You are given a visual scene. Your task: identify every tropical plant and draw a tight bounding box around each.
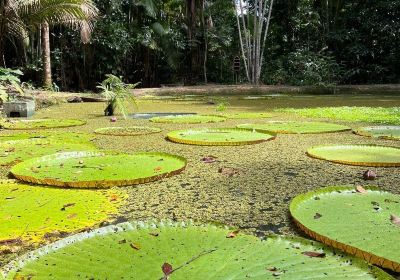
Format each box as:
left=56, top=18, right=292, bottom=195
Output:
left=0, top=67, right=24, bottom=102
left=97, top=74, right=138, bottom=118
left=0, top=0, right=98, bottom=88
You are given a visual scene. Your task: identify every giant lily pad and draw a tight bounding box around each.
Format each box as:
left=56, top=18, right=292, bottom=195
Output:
left=0, top=138, right=96, bottom=166
left=237, top=121, right=351, bottom=134
left=0, top=180, right=125, bottom=244
left=11, top=151, right=187, bottom=188
left=290, top=186, right=400, bottom=272
left=94, top=126, right=161, bottom=136
left=150, top=115, right=226, bottom=124
left=306, top=145, right=400, bottom=167
left=167, top=128, right=275, bottom=146
left=214, top=112, right=272, bottom=119
left=0, top=132, right=95, bottom=143
left=354, top=126, right=400, bottom=140
left=0, top=119, right=86, bottom=130
left=0, top=221, right=392, bottom=279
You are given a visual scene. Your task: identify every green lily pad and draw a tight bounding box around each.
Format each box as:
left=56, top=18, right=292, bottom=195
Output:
left=277, top=107, right=400, bottom=125
left=0, top=138, right=96, bottom=166
left=0, top=180, right=125, bottom=244
left=214, top=112, right=272, bottom=119
left=290, top=186, right=400, bottom=272
left=0, top=119, right=86, bottom=130
left=306, top=145, right=400, bottom=167
left=354, top=126, right=400, bottom=140
left=11, top=151, right=187, bottom=188
left=167, top=128, right=276, bottom=146
left=237, top=121, right=351, bottom=134
left=150, top=115, right=226, bottom=124
left=94, top=126, right=161, bottom=136
left=1, top=221, right=392, bottom=279
left=0, top=132, right=95, bottom=143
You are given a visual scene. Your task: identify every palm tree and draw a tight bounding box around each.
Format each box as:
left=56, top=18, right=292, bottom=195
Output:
left=0, top=0, right=98, bottom=88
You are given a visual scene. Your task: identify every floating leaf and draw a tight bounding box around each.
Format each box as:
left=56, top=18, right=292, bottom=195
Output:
left=226, top=230, right=239, bottom=238
left=307, top=145, right=400, bottom=167
left=0, top=119, right=86, bottom=130
left=1, top=221, right=392, bottom=279
left=291, top=186, right=400, bottom=272
left=354, top=126, right=400, bottom=140
left=11, top=151, right=187, bottom=188
left=390, top=215, right=400, bottom=226
left=238, top=121, right=350, bottom=134
left=356, top=186, right=368, bottom=194
left=302, top=251, right=326, bottom=258
left=130, top=243, right=141, bottom=250
left=167, top=128, right=275, bottom=146
left=150, top=115, right=226, bottom=124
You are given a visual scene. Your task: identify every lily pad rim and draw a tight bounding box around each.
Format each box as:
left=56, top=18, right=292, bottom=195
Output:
left=10, top=151, right=187, bottom=189
left=290, top=185, right=400, bottom=272
left=306, top=144, right=400, bottom=167
left=0, top=219, right=392, bottom=280
left=353, top=126, right=400, bottom=140
left=166, top=127, right=277, bottom=146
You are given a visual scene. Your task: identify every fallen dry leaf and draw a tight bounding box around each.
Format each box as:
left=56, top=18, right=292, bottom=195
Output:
left=226, top=230, right=240, bottom=238
left=202, top=156, right=217, bottom=163
left=314, top=213, right=322, bottom=219
left=154, top=166, right=162, bottom=172
left=302, top=251, right=326, bottom=258
left=61, top=203, right=76, bottom=211
left=162, top=262, right=173, bottom=277
left=218, top=167, right=242, bottom=177
left=130, top=242, right=141, bottom=250
left=267, top=267, right=278, bottom=272
left=390, top=214, right=400, bottom=226
left=355, top=186, right=368, bottom=194
left=149, top=232, right=159, bottom=237
left=118, top=239, right=127, bottom=244
left=109, top=194, right=119, bottom=202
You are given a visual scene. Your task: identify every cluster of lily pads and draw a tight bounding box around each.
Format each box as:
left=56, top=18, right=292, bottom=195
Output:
left=1, top=110, right=400, bottom=279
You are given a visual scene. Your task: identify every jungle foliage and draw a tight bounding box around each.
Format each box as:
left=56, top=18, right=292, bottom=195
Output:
left=1, top=0, right=399, bottom=90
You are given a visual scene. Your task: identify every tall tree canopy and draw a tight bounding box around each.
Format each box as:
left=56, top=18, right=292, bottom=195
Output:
left=1, top=0, right=399, bottom=90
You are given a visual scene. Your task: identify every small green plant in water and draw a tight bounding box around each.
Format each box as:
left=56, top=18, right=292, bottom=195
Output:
left=97, top=74, right=139, bottom=118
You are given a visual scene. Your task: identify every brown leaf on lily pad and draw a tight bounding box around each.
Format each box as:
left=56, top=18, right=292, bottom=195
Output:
left=314, top=213, right=322, bottom=219
left=390, top=214, right=400, bottom=226
left=226, top=230, right=240, bottom=238
left=130, top=242, right=141, bottom=250
left=355, top=186, right=368, bottom=194
left=302, top=251, right=326, bottom=258
left=267, top=267, right=278, bottom=272
left=162, top=262, right=173, bottom=277
left=61, top=203, right=76, bottom=211
left=109, top=194, right=119, bottom=202
left=202, top=156, right=217, bottom=163
left=67, top=213, right=77, bottom=219
left=149, top=232, right=159, bottom=237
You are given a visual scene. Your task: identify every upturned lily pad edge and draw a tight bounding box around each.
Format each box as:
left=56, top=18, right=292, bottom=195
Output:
left=166, top=128, right=277, bottom=146
left=10, top=151, right=187, bottom=189
left=353, top=127, right=400, bottom=141
left=306, top=144, right=400, bottom=167
left=290, top=186, right=400, bottom=272
left=0, top=219, right=393, bottom=280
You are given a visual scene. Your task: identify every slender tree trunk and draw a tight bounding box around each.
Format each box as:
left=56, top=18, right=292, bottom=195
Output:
left=0, top=0, right=7, bottom=67
left=41, top=22, right=52, bottom=88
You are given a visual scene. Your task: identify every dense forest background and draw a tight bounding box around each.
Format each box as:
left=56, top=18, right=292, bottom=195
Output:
left=2, top=0, right=400, bottom=90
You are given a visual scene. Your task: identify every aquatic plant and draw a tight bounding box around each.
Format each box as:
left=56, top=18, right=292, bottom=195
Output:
left=0, top=180, right=125, bottom=244
left=11, top=151, right=187, bottom=188
left=306, top=145, right=400, bottom=167
left=1, top=221, right=392, bottom=279
left=0, top=119, right=86, bottom=130
left=238, top=121, right=350, bottom=134
left=290, top=186, right=400, bottom=272
left=278, top=107, right=400, bottom=125
left=167, top=128, right=276, bottom=146
left=150, top=115, right=226, bottom=124
left=354, top=126, right=400, bottom=140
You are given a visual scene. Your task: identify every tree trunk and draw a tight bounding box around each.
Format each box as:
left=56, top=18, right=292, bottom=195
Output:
left=41, top=22, right=52, bottom=89
left=0, top=0, right=7, bottom=67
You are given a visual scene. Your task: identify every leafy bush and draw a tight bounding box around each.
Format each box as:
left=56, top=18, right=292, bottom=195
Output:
left=97, top=74, right=138, bottom=118
left=0, top=68, right=24, bottom=102
left=264, top=51, right=343, bottom=86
